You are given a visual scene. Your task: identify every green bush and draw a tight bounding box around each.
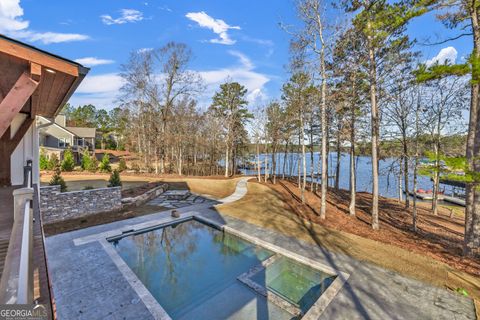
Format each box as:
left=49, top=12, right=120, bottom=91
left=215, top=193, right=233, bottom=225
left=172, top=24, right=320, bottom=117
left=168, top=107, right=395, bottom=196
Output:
left=81, top=150, right=97, bottom=172
left=39, top=150, right=49, bottom=170
left=61, top=148, right=75, bottom=171
left=131, top=162, right=140, bottom=173
left=118, top=158, right=127, bottom=172
left=47, top=153, right=59, bottom=171
left=108, top=169, right=122, bottom=187
left=90, top=156, right=98, bottom=172
left=49, top=166, right=67, bottom=192
left=99, top=153, right=111, bottom=172
left=80, top=150, right=91, bottom=170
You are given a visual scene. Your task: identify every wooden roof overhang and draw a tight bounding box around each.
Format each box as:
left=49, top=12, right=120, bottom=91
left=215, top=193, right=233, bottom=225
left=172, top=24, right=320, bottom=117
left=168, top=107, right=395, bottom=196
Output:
left=0, top=35, right=89, bottom=185
left=0, top=34, right=89, bottom=139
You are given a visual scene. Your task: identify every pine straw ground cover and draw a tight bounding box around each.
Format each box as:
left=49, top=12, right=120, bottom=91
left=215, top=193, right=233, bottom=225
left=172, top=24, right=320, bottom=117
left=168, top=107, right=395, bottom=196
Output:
left=216, top=179, right=480, bottom=302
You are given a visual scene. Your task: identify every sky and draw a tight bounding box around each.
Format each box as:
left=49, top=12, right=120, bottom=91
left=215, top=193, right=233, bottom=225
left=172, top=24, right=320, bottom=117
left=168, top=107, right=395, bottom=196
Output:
left=0, top=0, right=473, bottom=112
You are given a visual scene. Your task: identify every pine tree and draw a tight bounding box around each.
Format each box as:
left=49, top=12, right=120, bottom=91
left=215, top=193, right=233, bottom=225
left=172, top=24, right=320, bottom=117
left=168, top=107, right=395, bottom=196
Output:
left=210, top=82, right=252, bottom=177
left=61, top=148, right=75, bottom=172
left=108, top=169, right=122, bottom=187
left=48, top=153, right=59, bottom=171
left=118, top=158, right=127, bottom=172
left=415, top=0, right=480, bottom=257
left=81, top=150, right=97, bottom=172
left=341, top=0, right=425, bottom=229
left=39, top=149, right=49, bottom=170
left=49, top=166, right=67, bottom=192
left=99, top=153, right=112, bottom=172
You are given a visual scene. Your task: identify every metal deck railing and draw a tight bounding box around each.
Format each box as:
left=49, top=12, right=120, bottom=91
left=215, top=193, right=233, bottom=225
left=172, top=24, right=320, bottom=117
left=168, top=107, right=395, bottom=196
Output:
left=0, top=161, right=34, bottom=303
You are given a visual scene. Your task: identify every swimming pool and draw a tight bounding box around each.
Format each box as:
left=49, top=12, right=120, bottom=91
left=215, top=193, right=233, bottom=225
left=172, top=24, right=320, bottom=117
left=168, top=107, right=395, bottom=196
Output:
left=110, top=218, right=338, bottom=319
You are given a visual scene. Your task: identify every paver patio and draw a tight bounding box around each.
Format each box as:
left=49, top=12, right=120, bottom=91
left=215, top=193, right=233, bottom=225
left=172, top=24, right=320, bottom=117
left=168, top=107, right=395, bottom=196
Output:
left=44, top=178, right=476, bottom=319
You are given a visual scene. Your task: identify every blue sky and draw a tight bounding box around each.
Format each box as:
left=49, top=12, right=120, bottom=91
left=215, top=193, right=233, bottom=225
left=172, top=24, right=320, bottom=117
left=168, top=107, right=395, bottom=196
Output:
left=0, top=0, right=472, bottom=111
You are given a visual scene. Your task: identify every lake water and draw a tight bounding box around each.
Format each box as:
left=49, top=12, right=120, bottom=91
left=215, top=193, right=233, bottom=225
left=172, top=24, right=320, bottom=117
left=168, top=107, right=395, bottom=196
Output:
left=240, top=152, right=453, bottom=200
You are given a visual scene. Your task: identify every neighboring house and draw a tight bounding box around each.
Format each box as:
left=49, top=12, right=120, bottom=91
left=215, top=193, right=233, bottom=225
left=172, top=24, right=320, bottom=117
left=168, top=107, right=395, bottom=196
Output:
left=38, top=114, right=96, bottom=162
left=0, top=34, right=88, bottom=309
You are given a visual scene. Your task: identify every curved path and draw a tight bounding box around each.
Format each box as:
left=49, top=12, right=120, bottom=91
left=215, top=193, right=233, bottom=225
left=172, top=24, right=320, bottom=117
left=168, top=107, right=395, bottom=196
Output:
left=218, top=177, right=252, bottom=204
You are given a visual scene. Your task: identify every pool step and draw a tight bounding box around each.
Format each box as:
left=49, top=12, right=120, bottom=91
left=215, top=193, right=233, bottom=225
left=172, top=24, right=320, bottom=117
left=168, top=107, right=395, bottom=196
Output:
left=237, top=254, right=303, bottom=317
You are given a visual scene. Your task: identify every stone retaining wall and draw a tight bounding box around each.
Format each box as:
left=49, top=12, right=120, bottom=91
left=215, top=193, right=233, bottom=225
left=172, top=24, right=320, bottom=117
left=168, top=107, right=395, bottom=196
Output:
left=121, top=184, right=168, bottom=208
left=40, top=185, right=122, bottom=224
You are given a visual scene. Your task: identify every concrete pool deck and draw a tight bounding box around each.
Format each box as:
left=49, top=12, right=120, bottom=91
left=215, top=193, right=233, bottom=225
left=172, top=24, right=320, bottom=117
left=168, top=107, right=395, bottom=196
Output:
left=44, top=178, right=476, bottom=319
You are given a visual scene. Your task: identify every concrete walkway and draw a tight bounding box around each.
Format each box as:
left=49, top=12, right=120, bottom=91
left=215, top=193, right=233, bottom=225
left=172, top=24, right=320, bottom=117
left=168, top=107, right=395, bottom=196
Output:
left=218, top=177, right=251, bottom=204
left=44, top=178, right=476, bottom=320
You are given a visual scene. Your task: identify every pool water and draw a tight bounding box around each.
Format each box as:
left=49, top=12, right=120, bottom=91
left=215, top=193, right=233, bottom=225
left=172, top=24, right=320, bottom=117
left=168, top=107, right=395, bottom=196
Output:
left=251, top=257, right=336, bottom=313
left=111, top=219, right=333, bottom=319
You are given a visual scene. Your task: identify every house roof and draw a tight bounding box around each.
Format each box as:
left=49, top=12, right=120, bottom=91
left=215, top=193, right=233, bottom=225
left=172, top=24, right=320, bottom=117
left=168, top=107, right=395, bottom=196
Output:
left=38, top=116, right=95, bottom=138
left=0, top=34, right=89, bottom=118
left=66, top=127, right=96, bottom=138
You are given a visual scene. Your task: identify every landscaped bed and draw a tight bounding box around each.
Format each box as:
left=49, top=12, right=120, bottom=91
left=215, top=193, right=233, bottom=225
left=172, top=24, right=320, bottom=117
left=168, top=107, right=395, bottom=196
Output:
left=39, top=172, right=240, bottom=198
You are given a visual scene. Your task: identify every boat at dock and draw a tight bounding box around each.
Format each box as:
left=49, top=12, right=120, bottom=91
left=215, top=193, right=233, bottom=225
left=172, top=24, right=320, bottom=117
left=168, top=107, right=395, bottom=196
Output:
left=442, top=195, right=466, bottom=206
left=404, top=189, right=445, bottom=200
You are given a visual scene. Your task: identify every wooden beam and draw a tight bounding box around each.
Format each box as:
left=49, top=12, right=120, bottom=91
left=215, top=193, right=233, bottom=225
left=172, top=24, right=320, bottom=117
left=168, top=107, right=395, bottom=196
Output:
left=0, top=127, right=11, bottom=186
left=30, top=62, right=41, bottom=81
left=0, top=38, right=78, bottom=77
left=8, top=117, right=34, bottom=154
left=29, top=63, right=41, bottom=118
left=0, top=73, right=38, bottom=139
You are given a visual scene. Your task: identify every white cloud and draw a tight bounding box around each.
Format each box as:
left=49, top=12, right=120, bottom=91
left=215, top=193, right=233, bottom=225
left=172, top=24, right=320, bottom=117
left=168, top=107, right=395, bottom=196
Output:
left=70, top=52, right=270, bottom=109
left=185, top=11, right=240, bottom=45
left=76, top=73, right=124, bottom=94
left=159, top=5, right=172, bottom=12
left=70, top=73, right=124, bottom=108
left=241, top=35, right=274, bottom=47
left=137, top=47, right=153, bottom=53
left=74, top=57, right=115, bottom=67
left=426, top=46, right=458, bottom=66
left=199, top=51, right=270, bottom=104
left=0, top=0, right=28, bottom=32
left=101, top=9, right=143, bottom=25
left=0, top=0, right=89, bottom=44
left=19, top=31, right=88, bottom=44
left=228, top=50, right=253, bottom=69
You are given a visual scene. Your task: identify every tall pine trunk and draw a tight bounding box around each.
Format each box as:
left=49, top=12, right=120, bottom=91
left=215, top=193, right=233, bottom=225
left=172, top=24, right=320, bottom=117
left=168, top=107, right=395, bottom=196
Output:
left=413, top=86, right=420, bottom=232
left=282, top=141, right=288, bottom=179
left=465, top=3, right=480, bottom=257
left=349, top=78, right=356, bottom=216
left=272, top=146, right=277, bottom=184
left=319, top=42, right=328, bottom=219
left=335, top=126, right=341, bottom=190
left=403, top=137, right=410, bottom=208
left=256, top=142, right=261, bottom=182
left=224, top=145, right=229, bottom=178
left=368, top=35, right=380, bottom=230
left=301, top=111, right=307, bottom=203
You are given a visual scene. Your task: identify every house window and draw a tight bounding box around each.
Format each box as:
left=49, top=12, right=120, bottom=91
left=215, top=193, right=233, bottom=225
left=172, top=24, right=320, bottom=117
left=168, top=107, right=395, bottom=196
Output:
left=58, top=138, right=67, bottom=148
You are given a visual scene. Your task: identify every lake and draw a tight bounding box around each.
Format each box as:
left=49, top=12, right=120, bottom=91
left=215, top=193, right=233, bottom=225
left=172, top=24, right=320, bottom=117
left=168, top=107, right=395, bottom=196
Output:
left=240, top=152, right=454, bottom=200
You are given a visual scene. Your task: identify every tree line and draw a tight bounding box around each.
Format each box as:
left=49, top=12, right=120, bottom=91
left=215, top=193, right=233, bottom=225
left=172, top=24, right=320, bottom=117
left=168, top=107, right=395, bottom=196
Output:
left=62, top=0, right=479, bottom=257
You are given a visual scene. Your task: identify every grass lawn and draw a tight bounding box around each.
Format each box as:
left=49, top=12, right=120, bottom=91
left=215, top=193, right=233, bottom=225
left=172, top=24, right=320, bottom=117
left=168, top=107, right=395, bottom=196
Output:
left=40, top=172, right=239, bottom=199
left=40, top=172, right=479, bottom=303
left=216, top=181, right=480, bottom=301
